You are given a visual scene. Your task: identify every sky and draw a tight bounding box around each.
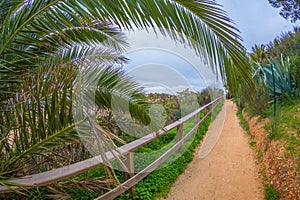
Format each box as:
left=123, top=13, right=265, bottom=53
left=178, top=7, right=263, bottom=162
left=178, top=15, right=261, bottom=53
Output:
left=124, top=48, right=209, bottom=93
left=217, top=0, right=300, bottom=51
left=123, top=0, right=300, bottom=94
left=125, top=30, right=223, bottom=94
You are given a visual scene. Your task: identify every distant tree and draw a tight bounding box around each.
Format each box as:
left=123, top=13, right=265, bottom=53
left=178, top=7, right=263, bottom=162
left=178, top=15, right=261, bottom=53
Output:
left=266, top=29, right=298, bottom=59
left=250, top=44, right=268, bottom=65
left=265, top=28, right=300, bottom=88
left=268, top=0, right=300, bottom=22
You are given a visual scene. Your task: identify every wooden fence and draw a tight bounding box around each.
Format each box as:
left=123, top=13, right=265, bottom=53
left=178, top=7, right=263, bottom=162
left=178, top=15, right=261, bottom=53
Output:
left=0, top=97, right=223, bottom=199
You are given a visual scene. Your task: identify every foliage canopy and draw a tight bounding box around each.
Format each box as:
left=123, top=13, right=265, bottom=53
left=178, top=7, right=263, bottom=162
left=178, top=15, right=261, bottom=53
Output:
left=268, top=0, right=300, bottom=22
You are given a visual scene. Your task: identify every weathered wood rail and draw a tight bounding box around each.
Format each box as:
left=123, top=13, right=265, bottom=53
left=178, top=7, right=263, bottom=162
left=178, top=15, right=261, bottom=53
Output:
left=0, top=97, right=223, bottom=199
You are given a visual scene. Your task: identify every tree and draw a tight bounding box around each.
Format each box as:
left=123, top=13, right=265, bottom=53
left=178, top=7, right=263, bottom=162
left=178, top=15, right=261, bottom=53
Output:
left=266, top=27, right=300, bottom=88
left=268, top=0, right=300, bottom=22
left=0, top=0, right=253, bottom=95
left=0, top=0, right=253, bottom=186
left=250, top=44, right=268, bottom=65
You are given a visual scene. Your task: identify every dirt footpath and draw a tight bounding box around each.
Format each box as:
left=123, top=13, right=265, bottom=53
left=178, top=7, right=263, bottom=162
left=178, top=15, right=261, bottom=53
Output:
left=164, top=100, right=264, bottom=200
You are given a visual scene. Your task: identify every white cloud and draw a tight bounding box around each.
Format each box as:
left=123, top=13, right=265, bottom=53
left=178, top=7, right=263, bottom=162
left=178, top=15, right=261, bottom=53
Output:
left=123, top=30, right=223, bottom=94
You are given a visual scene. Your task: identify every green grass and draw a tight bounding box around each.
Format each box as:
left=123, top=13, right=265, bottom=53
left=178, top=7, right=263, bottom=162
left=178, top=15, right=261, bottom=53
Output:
left=236, top=109, right=249, bottom=132
left=264, top=100, right=300, bottom=169
left=264, top=185, right=280, bottom=200
left=236, top=109, right=256, bottom=148
left=211, top=100, right=224, bottom=121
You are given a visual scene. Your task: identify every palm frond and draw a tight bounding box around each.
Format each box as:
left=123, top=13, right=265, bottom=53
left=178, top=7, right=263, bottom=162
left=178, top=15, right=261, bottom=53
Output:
left=80, top=0, right=253, bottom=91
left=0, top=0, right=128, bottom=102
left=1, top=119, right=86, bottom=177
left=74, top=62, right=151, bottom=126
left=1, top=0, right=253, bottom=98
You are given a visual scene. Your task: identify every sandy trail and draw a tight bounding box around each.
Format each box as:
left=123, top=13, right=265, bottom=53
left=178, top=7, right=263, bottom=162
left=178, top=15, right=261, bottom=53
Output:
left=163, top=100, right=264, bottom=200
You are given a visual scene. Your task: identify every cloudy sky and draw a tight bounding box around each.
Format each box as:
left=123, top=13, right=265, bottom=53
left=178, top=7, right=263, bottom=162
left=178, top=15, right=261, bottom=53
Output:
left=125, top=30, right=224, bottom=94
left=123, top=0, right=299, bottom=94
left=217, top=0, right=300, bottom=51
left=124, top=48, right=209, bottom=93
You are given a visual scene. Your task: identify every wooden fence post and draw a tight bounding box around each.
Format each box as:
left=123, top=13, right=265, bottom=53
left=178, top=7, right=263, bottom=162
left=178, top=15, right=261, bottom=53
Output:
left=176, top=123, right=184, bottom=150
left=123, top=152, right=135, bottom=199
left=195, top=112, right=200, bottom=131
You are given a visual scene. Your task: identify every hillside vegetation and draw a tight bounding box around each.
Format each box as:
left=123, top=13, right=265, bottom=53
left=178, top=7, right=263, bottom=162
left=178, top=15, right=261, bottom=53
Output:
left=238, top=27, right=300, bottom=200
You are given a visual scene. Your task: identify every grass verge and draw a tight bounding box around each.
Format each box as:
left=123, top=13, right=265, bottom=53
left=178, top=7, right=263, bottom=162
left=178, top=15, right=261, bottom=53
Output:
left=263, top=100, right=300, bottom=172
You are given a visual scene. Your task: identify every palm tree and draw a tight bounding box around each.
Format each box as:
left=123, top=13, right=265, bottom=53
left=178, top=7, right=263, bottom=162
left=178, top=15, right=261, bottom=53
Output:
left=1, top=0, right=253, bottom=94
left=0, top=0, right=253, bottom=187
left=250, top=44, right=268, bottom=65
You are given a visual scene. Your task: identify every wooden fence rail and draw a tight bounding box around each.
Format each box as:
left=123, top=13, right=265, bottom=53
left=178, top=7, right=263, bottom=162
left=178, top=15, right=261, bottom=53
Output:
left=0, top=97, right=223, bottom=196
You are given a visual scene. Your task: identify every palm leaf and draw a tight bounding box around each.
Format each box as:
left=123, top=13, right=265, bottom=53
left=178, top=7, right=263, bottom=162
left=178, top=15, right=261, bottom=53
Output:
left=0, top=0, right=128, bottom=102
left=1, top=0, right=253, bottom=95
left=80, top=0, right=253, bottom=91
left=74, top=62, right=151, bottom=126
left=1, top=119, right=86, bottom=177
